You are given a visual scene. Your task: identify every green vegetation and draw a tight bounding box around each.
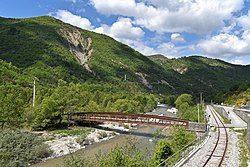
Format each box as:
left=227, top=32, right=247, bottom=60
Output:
left=168, top=126, right=197, bottom=152
left=175, top=94, right=205, bottom=122
left=1, top=16, right=250, bottom=95
left=0, top=82, right=157, bottom=130
left=0, top=128, right=51, bottom=167
left=149, top=55, right=250, bottom=98
left=175, top=94, right=193, bottom=110
left=51, top=127, right=91, bottom=136
left=149, top=139, right=173, bottom=166
left=150, top=126, right=196, bottom=166
left=64, top=126, right=196, bottom=167
left=1, top=16, right=250, bottom=129
left=64, top=138, right=148, bottom=167
left=217, top=82, right=250, bottom=107
left=233, top=129, right=250, bottom=167
left=216, top=112, right=231, bottom=124
left=2, top=15, right=250, bottom=167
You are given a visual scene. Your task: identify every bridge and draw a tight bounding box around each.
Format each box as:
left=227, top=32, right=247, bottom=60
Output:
left=67, top=112, right=190, bottom=128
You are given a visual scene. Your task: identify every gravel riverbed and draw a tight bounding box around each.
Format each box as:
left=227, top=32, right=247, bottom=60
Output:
left=40, top=123, right=129, bottom=160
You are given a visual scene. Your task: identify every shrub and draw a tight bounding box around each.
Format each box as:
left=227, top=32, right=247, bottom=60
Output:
left=0, top=128, right=51, bottom=167
left=64, top=138, right=148, bottom=167
left=150, top=139, right=173, bottom=166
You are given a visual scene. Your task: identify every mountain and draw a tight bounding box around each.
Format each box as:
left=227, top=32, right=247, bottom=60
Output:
left=149, top=55, right=250, bottom=97
left=1, top=16, right=250, bottom=98
left=214, top=82, right=250, bottom=107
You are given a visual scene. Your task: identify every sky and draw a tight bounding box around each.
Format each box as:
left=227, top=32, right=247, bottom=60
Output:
left=1, top=0, right=250, bottom=65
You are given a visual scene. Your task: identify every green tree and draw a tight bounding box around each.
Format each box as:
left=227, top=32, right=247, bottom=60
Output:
left=175, top=94, right=193, bottom=109
left=113, top=99, right=140, bottom=113
left=168, top=126, right=196, bottom=151
left=84, top=101, right=100, bottom=112
left=150, top=139, right=173, bottom=166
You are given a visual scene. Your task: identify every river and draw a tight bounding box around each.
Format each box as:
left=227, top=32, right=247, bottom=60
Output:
left=32, top=106, right=175, bottom=167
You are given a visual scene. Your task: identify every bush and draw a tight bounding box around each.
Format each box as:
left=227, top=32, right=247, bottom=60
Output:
left=175, top=94, right=193, bottom=110
left=64, top=138, right=148, bottom=167
left=168, top=126, right=196, bottom=151
left=150, top=139, right=173, bottom=166
left=0, top=128, right=51, bottom=167
left=64, top=155, right=92, bottom=167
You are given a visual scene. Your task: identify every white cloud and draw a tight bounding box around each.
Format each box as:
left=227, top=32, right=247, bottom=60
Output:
left=134, top=42, right=179, bottom=58
left=230, top=59, right=244, bottom=65
left=68, top=0, right=77, bottom=3
left=171, top=33, right=185, bottom=43
left=94, top=17, right=154, bottom=55
left=91, top=0, right=244, bottom=34
left=237, top=10, right=250, bottom=30
left=52, top=10, right=93, bottom=30
left=93, top=17, right=179, bottom=57
left=242, top=30, right=250, bottom=41
left=130, top=41, right=156, bottom=55
left=155, top=42, right=178, bottom=57
left=198, top=33, right=250, bottom=59
left=127, top=41, right=179, bottom=57
left=94, top=18, right=144, bottom=41
left=90, top=0, right=136, bottom=16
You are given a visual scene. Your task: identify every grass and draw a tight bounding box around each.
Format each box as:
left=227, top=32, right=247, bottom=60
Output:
left=215, top=110, right=231, bottom=124
left=221, top=116, right=231, bottom=124
left=233, top=129, right=250, bottom=167
left=51, top=127, right=92, bottom=136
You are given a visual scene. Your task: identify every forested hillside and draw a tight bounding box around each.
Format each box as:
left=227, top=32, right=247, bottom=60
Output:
left=215, top=82, right=250, bottom=107
left=149, top=55, right=250, bottom=97
left=1, top=16, right=250, bottom=129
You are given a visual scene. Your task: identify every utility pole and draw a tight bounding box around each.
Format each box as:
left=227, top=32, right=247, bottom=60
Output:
left=197, top=104, right=200, bottom=123
left=32, top=77, right=39, bottom=108
left=200, top=92, right=203, bottom=112
left=32, top=79, right=36, bottom=107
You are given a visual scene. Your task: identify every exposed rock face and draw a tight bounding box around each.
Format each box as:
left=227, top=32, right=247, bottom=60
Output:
left=136, top=72, right=152, bottom=89
left=173, top=67, right=188, bottom=74
left=160, top=80, right=175, bottom=90
left=59, top=28, right=94, bottom=74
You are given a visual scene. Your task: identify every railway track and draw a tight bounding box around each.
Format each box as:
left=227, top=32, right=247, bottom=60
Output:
left=202, top=105, right=228, bottom=167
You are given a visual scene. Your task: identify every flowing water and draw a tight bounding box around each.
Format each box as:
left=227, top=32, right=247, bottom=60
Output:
left=32, top=126, right=162, bottom=167
left=32, top=106, right=174, bottom=167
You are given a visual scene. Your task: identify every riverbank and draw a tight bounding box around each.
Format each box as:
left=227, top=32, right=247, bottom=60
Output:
left=32, top=125, right=161, bottom=167
left=37, top=123, right=130, bottom=162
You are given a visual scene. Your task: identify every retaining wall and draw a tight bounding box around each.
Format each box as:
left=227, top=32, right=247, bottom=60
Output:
left=213, top=106, right=230, bottom=120
left=233, top=109, right=250, bottom=147
left=188, top=122, right=207, bottom=132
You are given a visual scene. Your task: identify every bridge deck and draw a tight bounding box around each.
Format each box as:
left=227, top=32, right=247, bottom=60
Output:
left=68, top=112, right=189, bottom=128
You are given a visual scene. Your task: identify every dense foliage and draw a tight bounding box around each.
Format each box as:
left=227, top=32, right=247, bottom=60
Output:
left=149, top=55, right=250, bottom=99
left=0, top=69, right=158, bottom=130
left=214, top=82, right=250, bottom=107
left=1, top=16, right=250, bottom=97
left=175, top=94, right=193, bottom=109
left=175, top=94, right=205, bottom=122
left=150, top=139, right=173, bottom=166
left=167, top=126, right=197, bottom=151
left=0, top=128, right=51, bottom=167
left=31, top=82, right=158, bottom=130
left=0, top=15, right=249, bottom=129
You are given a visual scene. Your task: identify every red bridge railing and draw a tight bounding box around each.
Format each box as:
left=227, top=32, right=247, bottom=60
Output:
left=68, top=112, right=189, bottom=128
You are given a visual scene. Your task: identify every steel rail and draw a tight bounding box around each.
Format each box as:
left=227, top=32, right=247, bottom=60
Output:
left=202, top=105, right=228, bottom=167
